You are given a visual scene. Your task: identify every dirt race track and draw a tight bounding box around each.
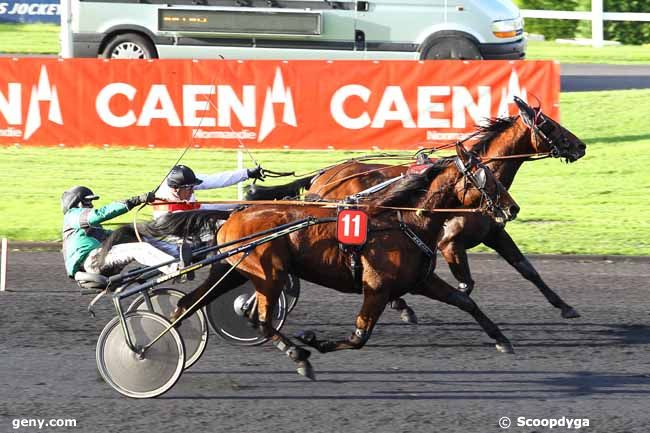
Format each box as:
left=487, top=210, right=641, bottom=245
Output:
left=1, top=251, right=649, bottom=433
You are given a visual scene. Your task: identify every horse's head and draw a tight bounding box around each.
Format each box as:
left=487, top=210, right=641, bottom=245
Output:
left=514, top=96, right=586, bottom=162
left=454, top=145, right=520, bottom=224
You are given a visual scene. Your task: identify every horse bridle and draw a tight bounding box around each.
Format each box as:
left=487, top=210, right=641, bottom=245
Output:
left=454, top=149, right=502, bottom=217
left=521, top=107, right=567, bottom=159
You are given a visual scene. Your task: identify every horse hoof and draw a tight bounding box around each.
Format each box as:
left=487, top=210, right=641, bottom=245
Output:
left=295, top=330, right=317, bottom=346
left=562, top=307, right=581, bottom=319
left=496, top=341, right=515, bottom=354
left=296, top=360, right=316, bottom=381
left=400, top=307, right=418, bottom=324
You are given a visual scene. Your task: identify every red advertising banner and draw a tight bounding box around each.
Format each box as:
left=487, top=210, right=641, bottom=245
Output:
left=0, top=58, right=559, bottom=150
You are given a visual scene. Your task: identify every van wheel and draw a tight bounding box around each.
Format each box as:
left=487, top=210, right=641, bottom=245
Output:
left=423, top=37, right=482, bottom=60
left=102, top=33, right=157, bottom=59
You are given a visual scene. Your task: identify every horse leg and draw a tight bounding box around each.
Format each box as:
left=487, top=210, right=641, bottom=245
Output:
left=297, top=286, right=389, bottom=354
left=171, top=262, right=248, bottom=321
left=248, top=277, right=316, bottom=380
left=389, top=298, right=418, bottom=324
left=438, top=233, right=476, bottom=295
left=483, top=229, right=580, bottom=319
left=412, top=273, right=514, bottom=353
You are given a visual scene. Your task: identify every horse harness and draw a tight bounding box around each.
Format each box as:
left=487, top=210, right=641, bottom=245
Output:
left=337, top=209, right=436, bottom=292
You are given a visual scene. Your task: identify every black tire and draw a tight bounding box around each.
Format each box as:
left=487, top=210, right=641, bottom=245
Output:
left=284, top=274, right=301, bottom=313
left=205, top=281, right=288, bottom=346
left=423, top=37, right=482, bottom=60
left=102, top=33, right=157, bottom=59
left=127, top=288, right=209, bottom=370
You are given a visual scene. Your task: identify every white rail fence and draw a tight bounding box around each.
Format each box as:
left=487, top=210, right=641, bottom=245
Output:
left=522, top=0, right=650, bottom=48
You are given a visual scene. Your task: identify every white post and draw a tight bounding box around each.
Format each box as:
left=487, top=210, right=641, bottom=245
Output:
left=592, top=0, right=604, bottom=48
left=237, top=150, right=244, bottom=200
left=59, top=0, right=73, bottom=58
left=1, top=238, right=7, bottom=292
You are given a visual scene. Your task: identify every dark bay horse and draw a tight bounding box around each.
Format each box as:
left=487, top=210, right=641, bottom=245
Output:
left=209, top=146, right=520, bottom=378
left=303, top=97, right=587, bottom=319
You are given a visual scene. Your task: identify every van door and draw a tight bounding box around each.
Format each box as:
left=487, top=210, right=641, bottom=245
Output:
left=355, top=0, right=446, bottom=59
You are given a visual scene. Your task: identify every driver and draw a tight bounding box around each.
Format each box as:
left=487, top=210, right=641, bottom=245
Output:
left=153, top=164, right=264, bottom=218
left=148, top=164, right=264, bottom=256
left=61, top=186, right=178, bottom=278
left=151, top=164, right=264, bottom=322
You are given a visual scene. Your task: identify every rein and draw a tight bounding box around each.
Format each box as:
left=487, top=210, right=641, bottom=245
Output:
left=480, top=152, right=552, bottom=163
left=313, top=133, right=486, bottom=195
left=148, top=199, right=483, bottom=215
left=313, top=162, right=415, bottom=195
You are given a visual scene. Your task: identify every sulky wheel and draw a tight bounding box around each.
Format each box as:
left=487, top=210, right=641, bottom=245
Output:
left=284, top=274, right=301, bottom=313
left=96, top=311, right=185, bottom=399
left=205, top=280, right=288, bottom=346
left=127, top=288, right=208, bottom=370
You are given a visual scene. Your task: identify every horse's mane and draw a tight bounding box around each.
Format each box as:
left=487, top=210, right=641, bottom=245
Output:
left=95, top=210, right=227, bottom=272
left=372, top=157, right=455, bottom=209
left=468, top=116, right=518, bottom=155
left=366, top=116, right=517, bottom=210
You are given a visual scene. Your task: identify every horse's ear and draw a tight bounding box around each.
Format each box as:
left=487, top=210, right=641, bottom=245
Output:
left=514, top=96, right=535, bottom=127
left=455, top=143, right=471, bottom=164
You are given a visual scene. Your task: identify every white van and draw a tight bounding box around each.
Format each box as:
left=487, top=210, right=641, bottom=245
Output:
left=71, top=0, right=525, bottom=60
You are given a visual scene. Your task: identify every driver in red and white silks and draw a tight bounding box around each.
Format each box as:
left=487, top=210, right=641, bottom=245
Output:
left=149, top=164, right=264, bottom=255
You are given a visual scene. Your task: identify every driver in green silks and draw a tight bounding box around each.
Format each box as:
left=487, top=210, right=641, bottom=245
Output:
left=61, top=185, right=178, bottom=278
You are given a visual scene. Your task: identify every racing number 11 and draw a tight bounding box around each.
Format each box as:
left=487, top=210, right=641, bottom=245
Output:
left=337, top=210, right=368, bottom=245
left=341, top=213, right=361, bottom=237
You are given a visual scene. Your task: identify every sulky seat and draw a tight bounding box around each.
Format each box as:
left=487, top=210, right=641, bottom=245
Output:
left=74, top=271, right=109, bottom=290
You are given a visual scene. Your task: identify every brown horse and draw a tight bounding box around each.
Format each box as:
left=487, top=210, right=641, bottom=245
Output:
left=305, top=97, right=587, bottom=320
left=211, top=145, right=519, bottom=378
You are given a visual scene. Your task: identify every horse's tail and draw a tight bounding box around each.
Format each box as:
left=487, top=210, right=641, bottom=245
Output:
left=144, top=210, right=223, bottom=239
left=96, top=223, right=141, bottom=272
left=245, top=175, right=314, bottom=201
left=95, top=210, right=223, bottom=273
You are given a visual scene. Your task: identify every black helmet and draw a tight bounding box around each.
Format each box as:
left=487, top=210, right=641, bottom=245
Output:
left=61, top=186, right=99, bottom=214
left=167, top=165, right=203, bottom=188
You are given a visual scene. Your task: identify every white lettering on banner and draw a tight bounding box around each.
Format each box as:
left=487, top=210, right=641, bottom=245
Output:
left=0, top=66, right=62, bottom=139
left=417, top=86, right=451, bottom=128
left=96, top=83, right=137, bottom=127
left=498, top=69, right=527, bottom=118
left=0, top=127, right=22, bottom=137
left=193, top=128, right=257, bottom=140
left=24, top=65, right=63, bottom=139
left=94, top=67, right=295, bottom=141
left=371, top=86, right=416, bottom=128
left=0, top=83, right=22, bottom=125
left=330, top=84, right=371, bottom=129
left=183, top=85, right=216, bottom=127
left=0, top=2, right=60, bottom=15
left=217, top=85, right=256, bottom=128
left=137, top=84, right=181, bottom=126
left=331, top=69, right=529, bottom=131
left=452, top=85, right=491, bottom=128
left=258, top=68, right=296, bottom=142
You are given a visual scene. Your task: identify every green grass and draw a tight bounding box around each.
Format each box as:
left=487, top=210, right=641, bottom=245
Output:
left=526, top=40, right=650, bottom=64
left=1, top=90, right=649, bottom=255
left=0, top=23, right=60, bottom=54
left=2, top=23, right=650, bottom=64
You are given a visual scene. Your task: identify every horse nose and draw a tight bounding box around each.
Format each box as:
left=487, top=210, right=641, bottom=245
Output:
left=509, top=204, right=520, bottom=220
